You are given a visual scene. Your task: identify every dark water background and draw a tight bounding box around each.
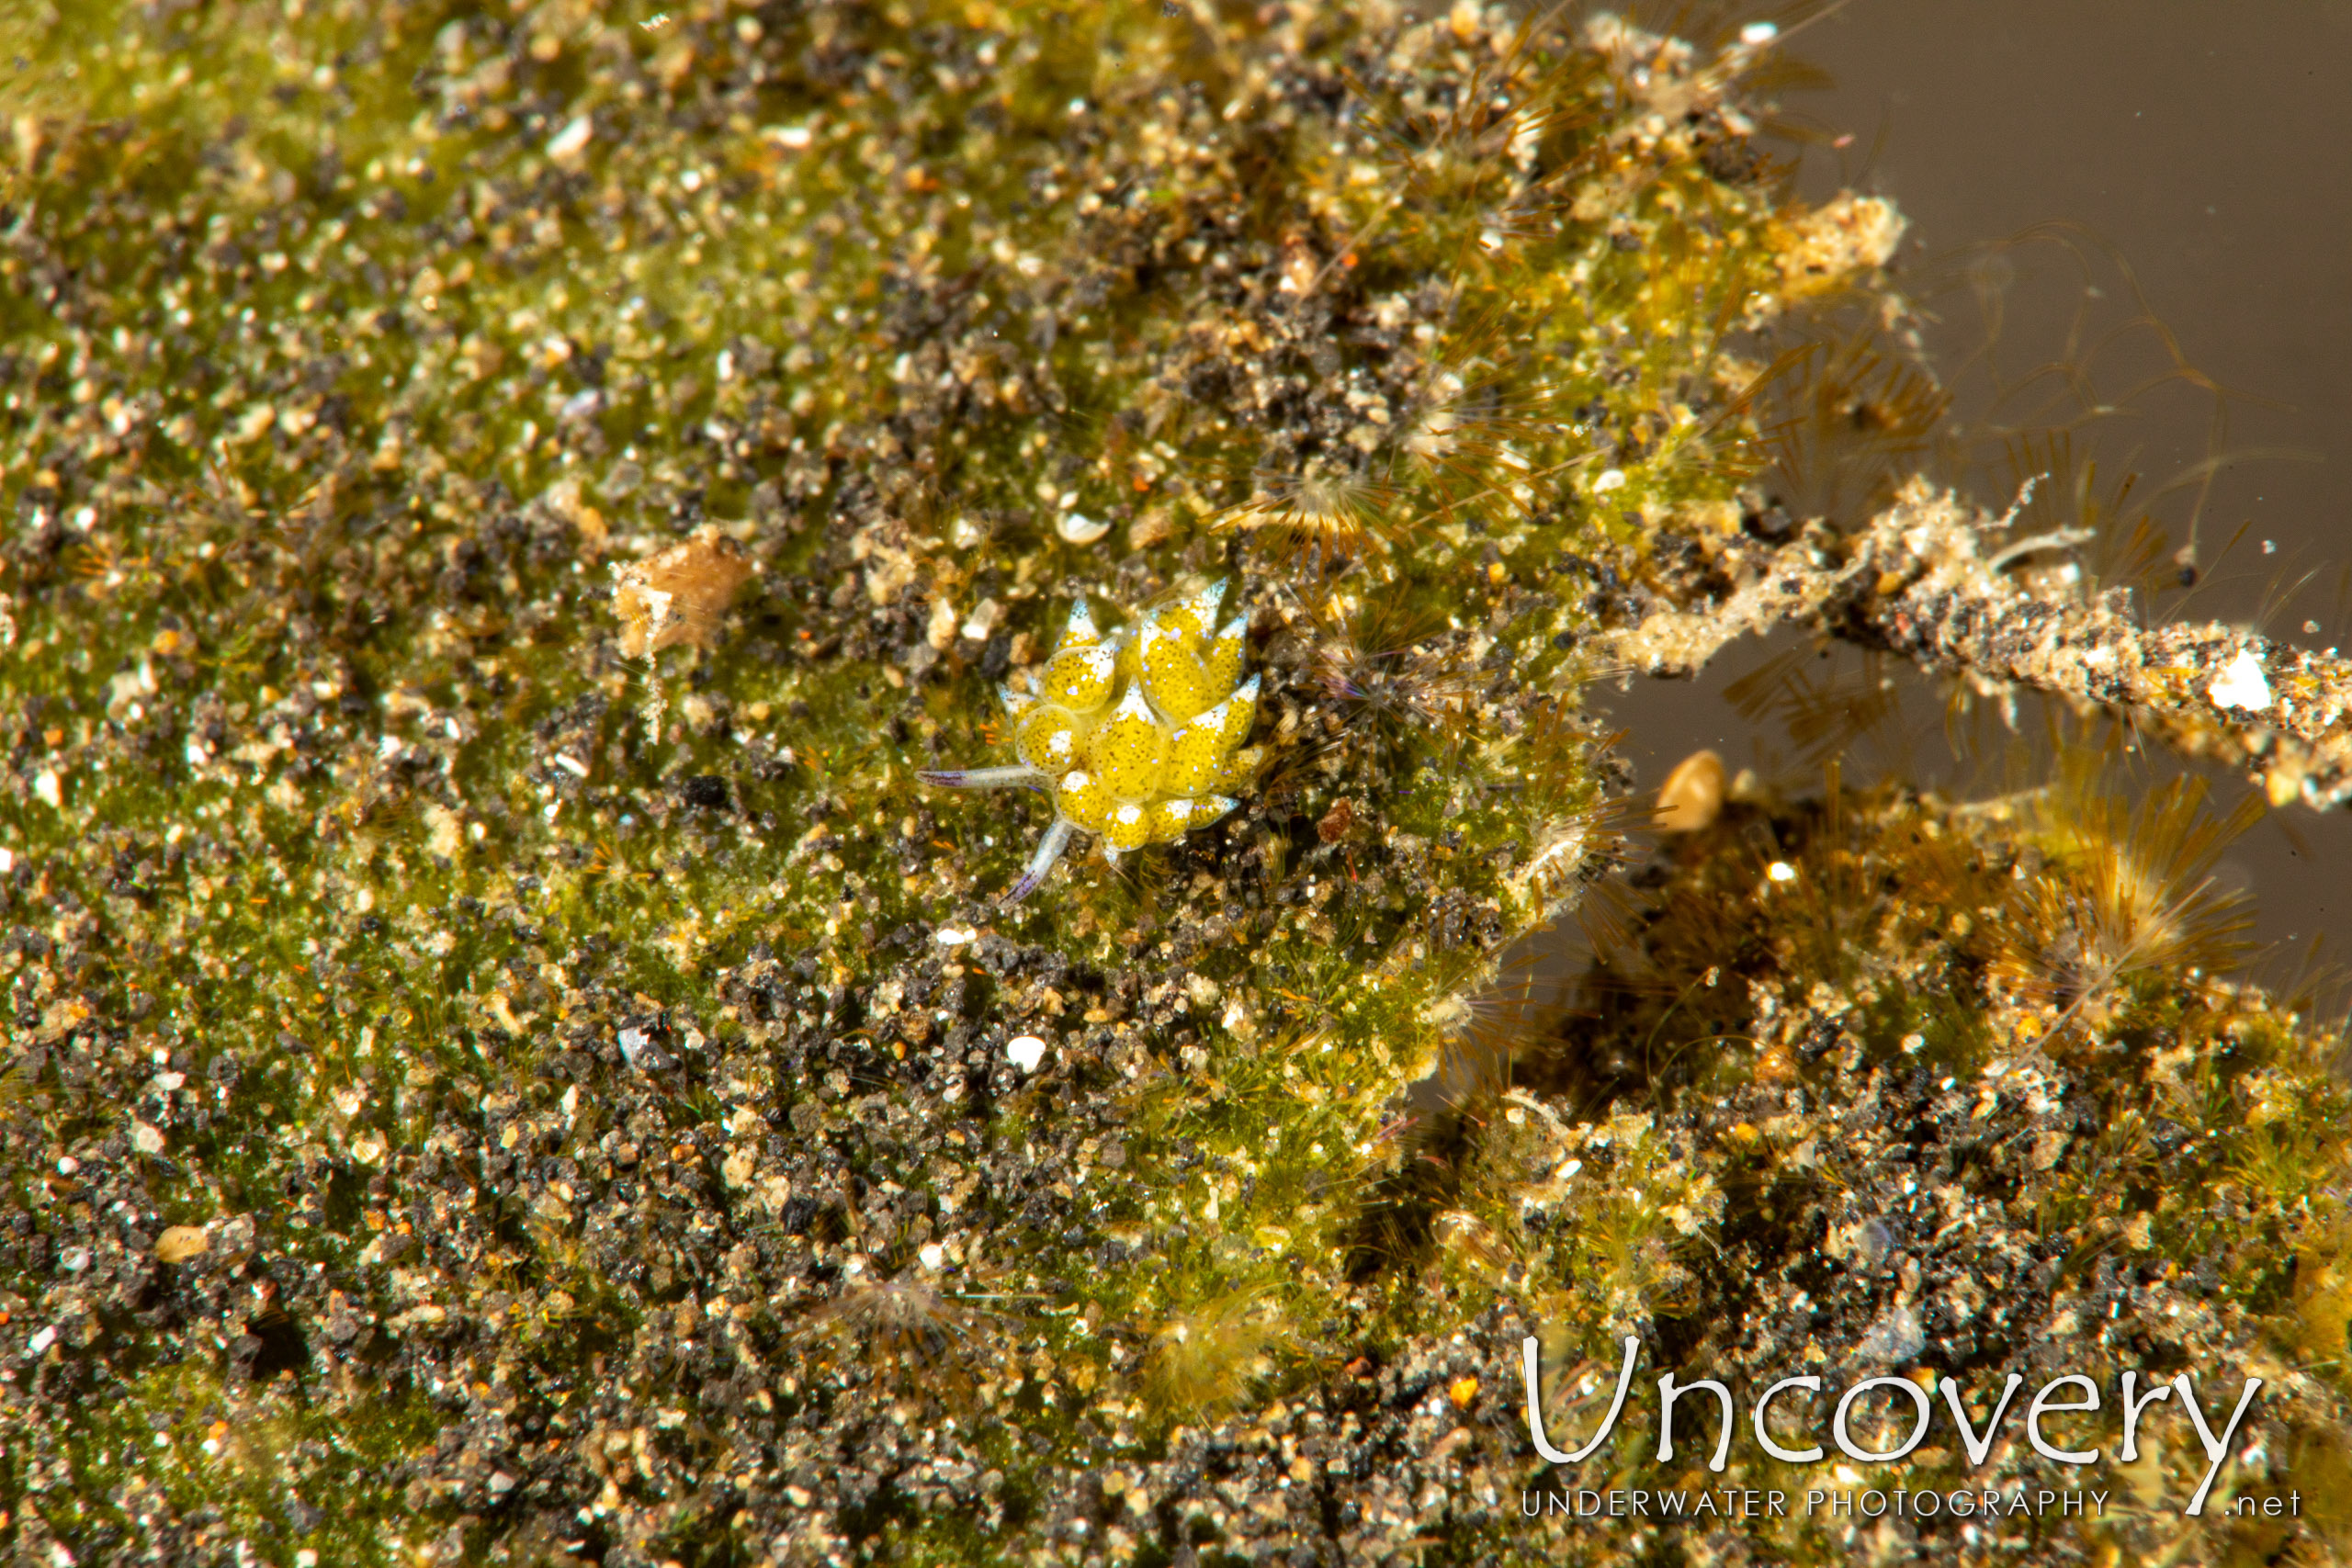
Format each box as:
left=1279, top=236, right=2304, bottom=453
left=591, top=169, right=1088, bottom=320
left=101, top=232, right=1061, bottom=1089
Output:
left=1605, top=1, right=2352, bottom=984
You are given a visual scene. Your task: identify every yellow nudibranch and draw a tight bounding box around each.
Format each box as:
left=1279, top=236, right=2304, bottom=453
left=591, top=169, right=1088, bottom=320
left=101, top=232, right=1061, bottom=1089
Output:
left=919, top=581, right=1263, bottom=903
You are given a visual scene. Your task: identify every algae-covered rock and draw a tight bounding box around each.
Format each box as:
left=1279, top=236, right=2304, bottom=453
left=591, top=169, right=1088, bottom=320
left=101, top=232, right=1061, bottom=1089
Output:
left=0, top=2, right=2346, bottom=1564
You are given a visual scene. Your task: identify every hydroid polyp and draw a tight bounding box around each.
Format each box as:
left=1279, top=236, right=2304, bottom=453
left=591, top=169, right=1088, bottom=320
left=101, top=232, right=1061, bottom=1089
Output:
left=1143, top=1287, right=1288, bottom=1417
left=1306, top=592, right=1478, bottom=772
left=1996, top=767, right=2262, bottom=1040
left=1339, top=7, right=1605, bottom=276
left=804, top=1268, right=1004, bottom=1390
left=1755, top=326, right=1950, bottom=530
left=1211, top=459, right=1407, bottom=575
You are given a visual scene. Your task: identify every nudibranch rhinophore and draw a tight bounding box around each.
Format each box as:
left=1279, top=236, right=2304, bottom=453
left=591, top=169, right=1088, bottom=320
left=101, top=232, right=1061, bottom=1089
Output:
left=919, top=581, right=1264, bottom=904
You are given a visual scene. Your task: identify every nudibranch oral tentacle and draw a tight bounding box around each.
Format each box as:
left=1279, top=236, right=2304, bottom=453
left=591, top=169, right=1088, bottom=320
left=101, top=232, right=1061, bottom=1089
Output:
left=916, top=764, right=1055, bottom=792
left=1003, top=818, right=1077, bottom=905
left=921, top=583, right=1261, bottom=904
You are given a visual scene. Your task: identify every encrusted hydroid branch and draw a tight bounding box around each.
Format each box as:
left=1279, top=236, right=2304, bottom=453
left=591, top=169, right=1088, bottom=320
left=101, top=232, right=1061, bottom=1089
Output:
left=1611, top=477, right=2352, bottom=810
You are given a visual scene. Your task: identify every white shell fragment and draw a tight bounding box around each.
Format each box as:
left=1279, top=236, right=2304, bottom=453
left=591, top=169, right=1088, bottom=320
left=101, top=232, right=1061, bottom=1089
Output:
left=1006, top=1034, right=1048, bottom=1074
left=545, top=114, right=594, bottom=164
left=933, top=924, right=978, bottom=947
left=1055, top=511, right=1112, bottom=545
left=2208, top=649, right=2273, bottom=713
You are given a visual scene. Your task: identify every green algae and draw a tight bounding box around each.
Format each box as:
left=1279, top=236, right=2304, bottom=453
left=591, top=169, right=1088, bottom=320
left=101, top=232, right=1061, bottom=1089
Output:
left=0, top=1, right=2346, bottom=1564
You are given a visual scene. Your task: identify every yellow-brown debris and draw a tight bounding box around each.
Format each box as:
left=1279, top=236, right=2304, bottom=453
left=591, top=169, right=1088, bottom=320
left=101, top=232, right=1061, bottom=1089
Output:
left=610, top=527, right=755, bottom=659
